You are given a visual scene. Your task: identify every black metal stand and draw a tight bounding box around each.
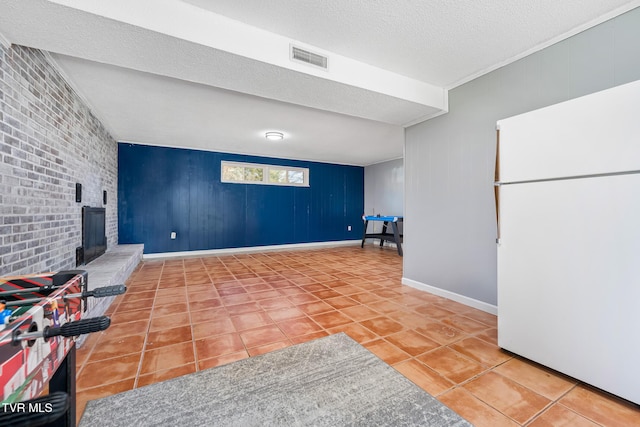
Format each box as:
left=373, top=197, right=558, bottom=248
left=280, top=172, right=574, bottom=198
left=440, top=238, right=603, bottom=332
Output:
left=361, top=218, right=403, bottom=256
left=48, top=343, right=76, bottom=427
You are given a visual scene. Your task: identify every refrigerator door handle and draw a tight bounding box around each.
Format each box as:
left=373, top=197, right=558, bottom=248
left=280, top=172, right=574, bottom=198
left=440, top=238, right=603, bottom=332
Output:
left=495, top=129, right=501, bottom=243
left=495, top=182, right=501, bottom=245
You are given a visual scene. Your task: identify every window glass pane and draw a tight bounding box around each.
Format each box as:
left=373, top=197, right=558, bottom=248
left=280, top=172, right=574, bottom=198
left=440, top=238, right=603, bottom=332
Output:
left=222, top=161, right=307, bottom=186
left=244, top=167, right=264, bottom=182
left=288, top=170, right=304, bottom=184
left=223, top=165, right=244, bottom=181
left=269, top=169, right=287, bottom=183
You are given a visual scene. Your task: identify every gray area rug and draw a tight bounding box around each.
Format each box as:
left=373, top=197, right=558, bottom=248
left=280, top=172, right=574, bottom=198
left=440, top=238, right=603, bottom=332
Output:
left=80, top=333, right=472, bottom=427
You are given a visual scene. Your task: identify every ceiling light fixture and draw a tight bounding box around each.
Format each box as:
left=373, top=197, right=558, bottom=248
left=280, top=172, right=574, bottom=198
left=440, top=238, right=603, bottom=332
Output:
left=265, top=131, right=284, bottom=141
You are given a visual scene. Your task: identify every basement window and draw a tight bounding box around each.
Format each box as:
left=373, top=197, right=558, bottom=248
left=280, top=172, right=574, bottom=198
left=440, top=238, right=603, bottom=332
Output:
left=221, top=161, right=309, bottom=187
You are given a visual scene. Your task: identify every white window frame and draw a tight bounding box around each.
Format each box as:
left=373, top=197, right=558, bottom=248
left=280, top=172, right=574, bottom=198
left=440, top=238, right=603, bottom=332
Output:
left=221, top=161, right=310, bottom=187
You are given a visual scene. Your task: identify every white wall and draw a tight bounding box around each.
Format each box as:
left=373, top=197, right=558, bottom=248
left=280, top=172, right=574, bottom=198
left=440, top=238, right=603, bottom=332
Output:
left=404, top=7, right=640, bottom=307
left=364, top=158, right=404, bottom=217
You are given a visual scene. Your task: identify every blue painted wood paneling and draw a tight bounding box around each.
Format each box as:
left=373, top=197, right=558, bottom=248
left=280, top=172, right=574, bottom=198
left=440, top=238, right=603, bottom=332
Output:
left=118, top=143, right=364, bottom=254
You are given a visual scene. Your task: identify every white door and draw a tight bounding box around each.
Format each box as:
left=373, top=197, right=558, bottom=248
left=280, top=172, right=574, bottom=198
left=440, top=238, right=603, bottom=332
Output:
left=497, top=173, right=640, bottom=405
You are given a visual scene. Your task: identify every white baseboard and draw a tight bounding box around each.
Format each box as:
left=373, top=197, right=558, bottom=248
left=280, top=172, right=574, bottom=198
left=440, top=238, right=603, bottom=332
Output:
left=402, top=277, right=497, bottom=315
left=143, top=240, right=362, bottom=260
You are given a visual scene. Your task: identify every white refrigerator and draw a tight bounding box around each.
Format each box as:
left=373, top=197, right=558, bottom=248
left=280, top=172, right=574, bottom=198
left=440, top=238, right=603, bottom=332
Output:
left=495, top=79, right=640, bottom=405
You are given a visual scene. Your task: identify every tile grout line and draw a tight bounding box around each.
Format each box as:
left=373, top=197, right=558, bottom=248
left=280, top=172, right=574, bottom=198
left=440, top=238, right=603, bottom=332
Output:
left=82, top=247, right=632, bottom=425
left=187, top=259, right=200, bottom=372
left=132, top=263, right=162, bottom=389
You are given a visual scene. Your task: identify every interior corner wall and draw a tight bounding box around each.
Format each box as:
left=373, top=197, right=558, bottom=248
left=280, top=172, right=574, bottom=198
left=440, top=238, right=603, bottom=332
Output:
left=117, top=143, right=364, bottom=254
left=364, top=158, right=404, bottom=217
left=404, top=7, right=640, bottom=306
left=0, top=44, right=118, bottom=276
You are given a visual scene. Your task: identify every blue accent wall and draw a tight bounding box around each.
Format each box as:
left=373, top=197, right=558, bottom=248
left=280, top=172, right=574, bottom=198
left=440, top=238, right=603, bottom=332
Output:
left=118, top=143, right=364, bottom=254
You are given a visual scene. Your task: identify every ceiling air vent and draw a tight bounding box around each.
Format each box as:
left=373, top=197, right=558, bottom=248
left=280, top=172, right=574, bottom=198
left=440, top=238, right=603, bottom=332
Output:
left=290, top=45, right=328, bottom=70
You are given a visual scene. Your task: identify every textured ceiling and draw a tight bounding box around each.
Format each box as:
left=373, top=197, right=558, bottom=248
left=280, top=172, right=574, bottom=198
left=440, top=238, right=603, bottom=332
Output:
left=184, top=0, right=639, bottom=87
left=51, top=55, right=404, bottom=166
left=0, top=0, right=638, bottom=166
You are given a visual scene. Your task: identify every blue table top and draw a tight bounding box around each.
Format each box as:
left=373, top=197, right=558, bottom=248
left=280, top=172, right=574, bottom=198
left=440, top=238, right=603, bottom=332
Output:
left=362, top=215, right=403, bottom=222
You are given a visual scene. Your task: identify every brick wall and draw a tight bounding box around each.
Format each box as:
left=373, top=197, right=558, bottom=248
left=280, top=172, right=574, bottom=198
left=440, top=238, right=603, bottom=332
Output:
left=0, top=44, right=118, bottom=276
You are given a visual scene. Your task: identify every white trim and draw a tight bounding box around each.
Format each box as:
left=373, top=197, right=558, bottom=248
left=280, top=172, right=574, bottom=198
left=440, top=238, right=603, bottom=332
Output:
left=401, top=277, right=497, bottom=315
left=363, top=156, right=403, bottom=167
left=143, top=240, right=361, bottom=260
left=402, top=89, right=450, bottom=127
left=445, top=1, right=640, bottom=91
left=402, top=108, right=448, bottom=128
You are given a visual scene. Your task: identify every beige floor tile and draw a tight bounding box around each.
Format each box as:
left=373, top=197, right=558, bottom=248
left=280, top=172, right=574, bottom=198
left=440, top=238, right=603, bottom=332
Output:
left=394, top=359, right=455, bottom=396
left=145, top=325, right=193, bottom=350
left=77, top=353, right=141, bottom=390
left=140, top=341, right=195, bottom=375
left=528, top=404, right=601, bottom=427
left=363, top=339, right=411, bottom=365
left=137, top=363, right=196, bottom=388
left=77, top=246, right=613, bottom=426
left=418, top=346, right=487, bottom=384
left=326, top=322, right=378, bottom=344
left=560, top=385, right=640, bottom=427
left=198, top=351, right=249, bottom=371
left=360, top=316, right=404, bottom=336
left=239, top=324, right=287, bottom=348
left=449, top=337, right=512, bottom=367
left=493, top=357, right=577, bottom=400
left=195, top=333, right=245, bottom=360
left=438, top=387, right=519, bottom=427
left=463, top=371, right=551, bottom=424
left=414, top=320, right=467, bottom=346
left=385, top=330, right=441, bottom=357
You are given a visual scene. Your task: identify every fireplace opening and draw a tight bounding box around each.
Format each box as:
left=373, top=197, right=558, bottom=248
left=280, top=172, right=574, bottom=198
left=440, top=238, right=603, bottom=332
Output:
left=80, top=206, right=106, bottom=265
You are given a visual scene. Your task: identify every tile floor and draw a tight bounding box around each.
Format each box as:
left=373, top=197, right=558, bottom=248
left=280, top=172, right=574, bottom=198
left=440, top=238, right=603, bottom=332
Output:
left=75, top=246, right=640, bottom=426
